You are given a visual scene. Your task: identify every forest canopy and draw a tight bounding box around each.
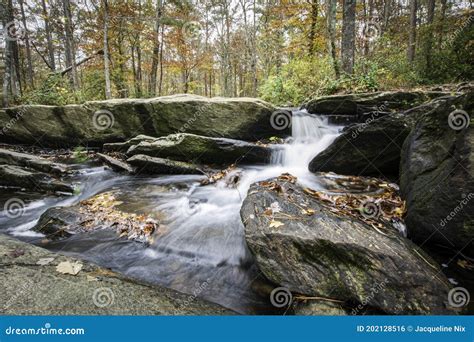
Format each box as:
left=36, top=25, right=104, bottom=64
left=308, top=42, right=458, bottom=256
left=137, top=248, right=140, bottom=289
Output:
left=1, top=0, right=473, bottom=107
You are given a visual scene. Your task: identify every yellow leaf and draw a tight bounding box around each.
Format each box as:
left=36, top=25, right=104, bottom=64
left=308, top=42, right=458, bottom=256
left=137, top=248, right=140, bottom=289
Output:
left=269, top=220, right=284, bottom=228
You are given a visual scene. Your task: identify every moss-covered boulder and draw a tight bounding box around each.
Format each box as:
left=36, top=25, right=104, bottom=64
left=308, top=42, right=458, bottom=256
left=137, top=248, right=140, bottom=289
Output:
left=240, top=177, right=455, bottom=314
left=0, top=95, right=284, bottom=147
left=303, top=91, right=450, bottom=116
left=126, top=133, right=272, bottom=165
left=400, top=92, right=474, bottom=255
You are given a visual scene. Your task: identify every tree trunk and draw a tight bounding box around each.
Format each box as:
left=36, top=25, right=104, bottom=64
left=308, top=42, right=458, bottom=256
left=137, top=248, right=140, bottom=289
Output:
left=407, top=0, right=417, bottom=62
left=18, top=0, right=34, bottom=87
left=341, top=0, right=356, bottom=74
left=103, top=0, right=112, bottom=99
left=308, top=0, right=319, bottom=55
left=423, top=0, right=436, bottom=73
left=62, top=0, right=79, bottom=90
left=438, top=0, right=448, bottom=46
left=326, top=0, right=340, bottom=78
left=149, top=0, right=164, bottom=96
left=41, top=0, right=56, bottom=71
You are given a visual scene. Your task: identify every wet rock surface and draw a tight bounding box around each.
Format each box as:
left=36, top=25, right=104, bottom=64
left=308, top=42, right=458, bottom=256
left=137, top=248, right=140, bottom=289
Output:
left=400, top=92, right=474, bottom=256
left=0, top=234, right=233, bottom=315
left=240, top=176, right=456, bottom=314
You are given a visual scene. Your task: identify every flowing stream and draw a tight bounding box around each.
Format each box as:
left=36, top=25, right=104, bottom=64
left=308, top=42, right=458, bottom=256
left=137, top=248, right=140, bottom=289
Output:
left=0, top=110, right=341, bottom=314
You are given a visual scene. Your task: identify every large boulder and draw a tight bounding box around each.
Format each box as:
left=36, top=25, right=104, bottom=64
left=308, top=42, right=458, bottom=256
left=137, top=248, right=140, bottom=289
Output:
left=0, top=95, right=285, bottom=147
left=400, top=92, right=474, bottom=255
left=0, top=164, right=74, bottom=193
left=309, top=113, right=413, bottom=177
left=240, top=177, right=456, bottom=314
left=304, top=91, right=450, bottom=117
left=127, top=133, right=273, bottom=165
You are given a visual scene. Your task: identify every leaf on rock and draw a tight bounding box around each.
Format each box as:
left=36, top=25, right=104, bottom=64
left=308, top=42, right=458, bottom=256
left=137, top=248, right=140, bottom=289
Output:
left=269, top=220, right=284, bottom=228
left=56, top=261, right=83, bottom=275
left=36, top=257, right=55, bottom=266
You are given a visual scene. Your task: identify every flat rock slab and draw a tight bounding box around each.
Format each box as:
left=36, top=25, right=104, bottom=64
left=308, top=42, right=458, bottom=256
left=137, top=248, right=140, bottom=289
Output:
left=126, top=133, right=272, bottom=165
left=0, top=164, right=74, bottom=193
left=0, top=148, right=68, bottom=174
left=0, top=234, right=233, bottom=315
left=128, top=154, right=205, bottom=175
left=97, top=153, right=135, bottom=173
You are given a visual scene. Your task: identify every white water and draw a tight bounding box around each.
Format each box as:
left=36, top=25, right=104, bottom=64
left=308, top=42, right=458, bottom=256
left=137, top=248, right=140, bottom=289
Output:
left=151, top=110, right=341, bottom=265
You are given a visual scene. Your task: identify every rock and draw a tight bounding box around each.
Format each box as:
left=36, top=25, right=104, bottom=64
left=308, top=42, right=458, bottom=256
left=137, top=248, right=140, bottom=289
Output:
left=0, top=148, right=68, bottom=174
left=304, top=91, right=450, bottom=117
left=127, top=154, right=205, bottom=175
left=309, top=113, right=413, bottom=177
left=240, top=177, right=456, bottom=314
left=127, top=133, right=272, bottom=165
left=97, top=153, right=135, bottom=173
left=34, top=192, right=158, bottom=243
left=33, top=207, right=80, bottom=239
left=400, top=92, right=474, bottom=255
left=292, top=300, right=348, bottom=316
left=103, top=134, right=156, bottom=153
left=0, top=95, right=284, bottom=147
left=0, top=234, right=233, bottom=315
left=0, top=164, right=75, bottom=193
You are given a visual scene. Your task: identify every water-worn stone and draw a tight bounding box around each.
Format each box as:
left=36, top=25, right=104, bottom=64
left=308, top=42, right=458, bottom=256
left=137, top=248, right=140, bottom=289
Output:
left=309, top=113, right=413, bottom=177
left=0, top=95, right=284, bottom=146
left=400, top=92, right=474, bottom=255
left=127, top=154, right=205, bottom=175
left=240, top=178, right=456, bottom=314
left=0, top=164, right=74, bottom=193
left=0, top=234, right=233, bottom=315
left=0, top=148, right=68, bottom=174
left=127, top=133, right=272, bottom=165
left=97, top=153, right=135, bottom=173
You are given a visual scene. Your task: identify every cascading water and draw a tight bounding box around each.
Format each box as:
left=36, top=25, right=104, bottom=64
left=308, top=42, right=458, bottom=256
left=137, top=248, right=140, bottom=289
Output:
left=0, top=110, right=341, bottom=313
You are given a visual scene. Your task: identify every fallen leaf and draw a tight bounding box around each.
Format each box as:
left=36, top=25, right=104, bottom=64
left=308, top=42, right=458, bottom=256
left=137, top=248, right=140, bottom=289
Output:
left=36, top=257, right=55, bottom=266
left=56, top=261, right=83, bottom=275
left=269, top=220, right=284, bottom=228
